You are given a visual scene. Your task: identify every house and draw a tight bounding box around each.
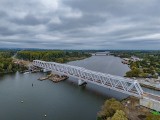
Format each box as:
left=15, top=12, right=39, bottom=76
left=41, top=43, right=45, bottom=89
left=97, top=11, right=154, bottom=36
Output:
left=131, top=56, right=143, bottom=62
left=122, top=58, right=130, bottom=64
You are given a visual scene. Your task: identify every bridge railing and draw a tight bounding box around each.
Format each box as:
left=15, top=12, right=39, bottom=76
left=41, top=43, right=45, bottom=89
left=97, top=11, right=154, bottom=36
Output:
left=33, top=60, right=144, bottom=98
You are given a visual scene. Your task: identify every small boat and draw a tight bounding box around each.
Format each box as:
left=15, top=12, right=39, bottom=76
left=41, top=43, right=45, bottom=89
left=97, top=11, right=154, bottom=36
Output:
left=23, top=72, right=30, bottom=74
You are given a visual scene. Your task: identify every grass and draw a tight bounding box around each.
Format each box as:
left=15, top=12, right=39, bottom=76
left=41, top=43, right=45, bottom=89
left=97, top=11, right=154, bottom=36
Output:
left=151, top=110, right=160, bottom=115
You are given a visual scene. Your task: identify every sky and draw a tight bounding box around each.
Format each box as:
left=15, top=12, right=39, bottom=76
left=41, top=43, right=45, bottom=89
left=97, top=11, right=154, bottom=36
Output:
left=0, top=0, right=160, bottom=50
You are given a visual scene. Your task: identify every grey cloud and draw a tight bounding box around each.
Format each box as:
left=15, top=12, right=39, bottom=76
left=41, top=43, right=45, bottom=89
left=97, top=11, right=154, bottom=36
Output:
left=0, top=0, right=160, bottom=49
left=47, top=13, right=107, bottom=32
left=0, top=27, right=14, bottom=36
left=11, top=14, right=49, bottom=26
left=0, top=11, right=7, bottom=17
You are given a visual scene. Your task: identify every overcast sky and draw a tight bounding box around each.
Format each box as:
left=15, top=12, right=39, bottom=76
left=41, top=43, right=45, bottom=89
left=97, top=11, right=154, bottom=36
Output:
left=0, top=0, right=160, bottom=50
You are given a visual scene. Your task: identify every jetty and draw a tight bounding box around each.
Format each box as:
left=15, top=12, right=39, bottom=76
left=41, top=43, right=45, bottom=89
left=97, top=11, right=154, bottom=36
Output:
left=38, top=73, right=68, bottom=83
left=38, top=76, right=48, bottom=81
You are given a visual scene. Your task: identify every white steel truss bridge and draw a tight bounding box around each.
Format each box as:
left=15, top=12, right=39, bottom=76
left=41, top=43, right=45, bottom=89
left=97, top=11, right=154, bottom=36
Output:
left=33, top=60, right=144, bottom=98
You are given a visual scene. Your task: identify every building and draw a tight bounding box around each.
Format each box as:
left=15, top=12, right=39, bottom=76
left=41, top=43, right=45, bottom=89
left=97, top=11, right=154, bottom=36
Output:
left=131, top=56, right=143, bottom=62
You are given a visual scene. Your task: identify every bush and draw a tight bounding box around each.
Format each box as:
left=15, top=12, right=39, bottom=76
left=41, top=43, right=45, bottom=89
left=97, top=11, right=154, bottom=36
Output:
left=111, top=110, right=128, bottom=120
left=97, top=98, right=125, bottom=120
left=146, top=114, right=160, bottom=120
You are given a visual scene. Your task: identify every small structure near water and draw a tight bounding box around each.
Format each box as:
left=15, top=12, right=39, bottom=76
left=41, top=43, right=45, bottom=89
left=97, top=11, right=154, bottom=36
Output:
left=38, top=76, right=49, bottom=81
left=38, top=73, right=69, bottom=83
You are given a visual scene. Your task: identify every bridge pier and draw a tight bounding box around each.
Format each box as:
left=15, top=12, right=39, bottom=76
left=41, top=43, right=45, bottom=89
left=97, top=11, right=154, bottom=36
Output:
left=43, top=69, right=50, bottom=72
left=78, top=79, right=87, bottom=86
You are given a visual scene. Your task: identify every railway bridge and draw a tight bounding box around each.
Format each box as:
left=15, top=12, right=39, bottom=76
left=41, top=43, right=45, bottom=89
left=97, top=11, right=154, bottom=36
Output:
left=32, top=60, right=144, bottom=98
left=32, top=60, right=160, bottom=111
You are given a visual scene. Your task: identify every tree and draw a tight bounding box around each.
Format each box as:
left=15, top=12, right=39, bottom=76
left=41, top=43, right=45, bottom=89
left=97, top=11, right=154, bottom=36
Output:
left=111, top=110, right=128, bottom=120
left=55, top=58, right=64, bottom=63
left=0, top=63, right=4, bottom=68
left=146, top=114, right=160, bottom=120
left=126, top=68, right=141, bottom=77
left=7, top=64, right=12, bottom=72
left=97, top=98, right=124, bottom=120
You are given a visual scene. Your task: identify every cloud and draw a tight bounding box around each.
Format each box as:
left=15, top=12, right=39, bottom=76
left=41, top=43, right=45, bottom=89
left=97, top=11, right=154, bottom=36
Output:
left=0, top=0, right=160, bottom=49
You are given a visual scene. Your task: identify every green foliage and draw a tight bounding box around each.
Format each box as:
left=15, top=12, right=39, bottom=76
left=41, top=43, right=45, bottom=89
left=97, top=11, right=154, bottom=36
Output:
left=0, top=50, right=28, bottom=73
left=138, top=72, right=148, bottom=78
left=146, top=114, right=160, bottom=120
left=0, top=58, right=16, bottom=73
left=111, top=110, right=128, bottom=120
left=97, top=98, right=125, bottom=120
left=0, top=51, right=15, bottom=58
left=7, top=64, right=12, bottom=72
left=151, top=111, right=160, bottom=115
left=126, top=68, right=141, bottom=77
left=0, top=50, right=91, bottom=74
left=16, top=50, right=91, bottom=63
left=117, top=50, right=160, bottom=78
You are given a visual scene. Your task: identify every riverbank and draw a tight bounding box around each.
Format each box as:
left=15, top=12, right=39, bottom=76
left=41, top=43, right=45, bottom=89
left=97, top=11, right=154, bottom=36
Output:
left=117, top=55, right=160, bottom=91
left=0, top=50, right=91, bottom=75
left=140, top=84, right=160, bottom=91
left=131, top=77, right=160, bottom=91
left=10, top=56, right=91, bottom=74
left=0, top=71, right=16, bottom=74
left=97, top=97, right=160, bottom=120
left=138, top=79, right=160, bottom=91
left=121, top=97, right=160, bottom=120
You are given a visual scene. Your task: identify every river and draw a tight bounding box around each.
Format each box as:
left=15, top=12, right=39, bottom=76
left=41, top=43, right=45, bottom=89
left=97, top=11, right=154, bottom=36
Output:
left=0, top=55, right=158, bottom=120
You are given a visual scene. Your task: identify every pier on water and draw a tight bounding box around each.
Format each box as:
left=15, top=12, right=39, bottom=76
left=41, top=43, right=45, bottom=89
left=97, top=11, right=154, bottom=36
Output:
left=32, top=60, right=160, bottom=112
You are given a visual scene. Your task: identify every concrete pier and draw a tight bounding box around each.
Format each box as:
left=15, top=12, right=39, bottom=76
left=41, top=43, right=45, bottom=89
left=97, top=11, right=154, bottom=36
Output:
left=43, top=69, right=50, bottom=72
left=78, top=79, right=86, bottom=86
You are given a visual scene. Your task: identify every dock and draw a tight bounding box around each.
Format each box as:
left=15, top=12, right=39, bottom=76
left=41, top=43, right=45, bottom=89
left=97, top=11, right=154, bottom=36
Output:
left=38, top=77, right=48, bottom=81
left=38, top=73, right=68, bottom=83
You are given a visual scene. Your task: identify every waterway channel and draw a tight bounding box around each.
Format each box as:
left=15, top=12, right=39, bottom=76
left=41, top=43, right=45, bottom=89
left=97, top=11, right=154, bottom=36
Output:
left=0, top=55, right=158, bottom=120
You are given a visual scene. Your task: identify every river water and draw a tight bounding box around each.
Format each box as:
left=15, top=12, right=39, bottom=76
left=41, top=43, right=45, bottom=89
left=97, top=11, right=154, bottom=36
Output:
left=0, top=56, right=158, bottom=120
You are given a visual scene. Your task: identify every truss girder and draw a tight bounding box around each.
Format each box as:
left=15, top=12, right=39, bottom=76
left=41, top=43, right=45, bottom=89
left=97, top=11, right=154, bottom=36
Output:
left=33, top=60, right=143, bottom=98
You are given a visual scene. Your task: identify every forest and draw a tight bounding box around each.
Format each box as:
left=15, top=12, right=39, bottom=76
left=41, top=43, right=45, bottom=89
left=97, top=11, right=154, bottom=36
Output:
left=0, top=51, right=25, bottom=73
left=16, top=50, right=91, bottom=63
left=0, top=50, right=91, bottom=74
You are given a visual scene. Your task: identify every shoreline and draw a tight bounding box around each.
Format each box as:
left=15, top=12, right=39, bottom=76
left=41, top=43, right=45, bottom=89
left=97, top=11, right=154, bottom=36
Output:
left=116, top=55, right=160, bottom=92
left=2, top=55, right=160, bottom=92
left=0, top=71, right=16, bottom=74
left=128, top=77, right=160, bottom=91
left=61, top=55, right=160, bottom=92
left=0, top=56, right=91, bottom=75
left=140, top=83, right=160, bottom=91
